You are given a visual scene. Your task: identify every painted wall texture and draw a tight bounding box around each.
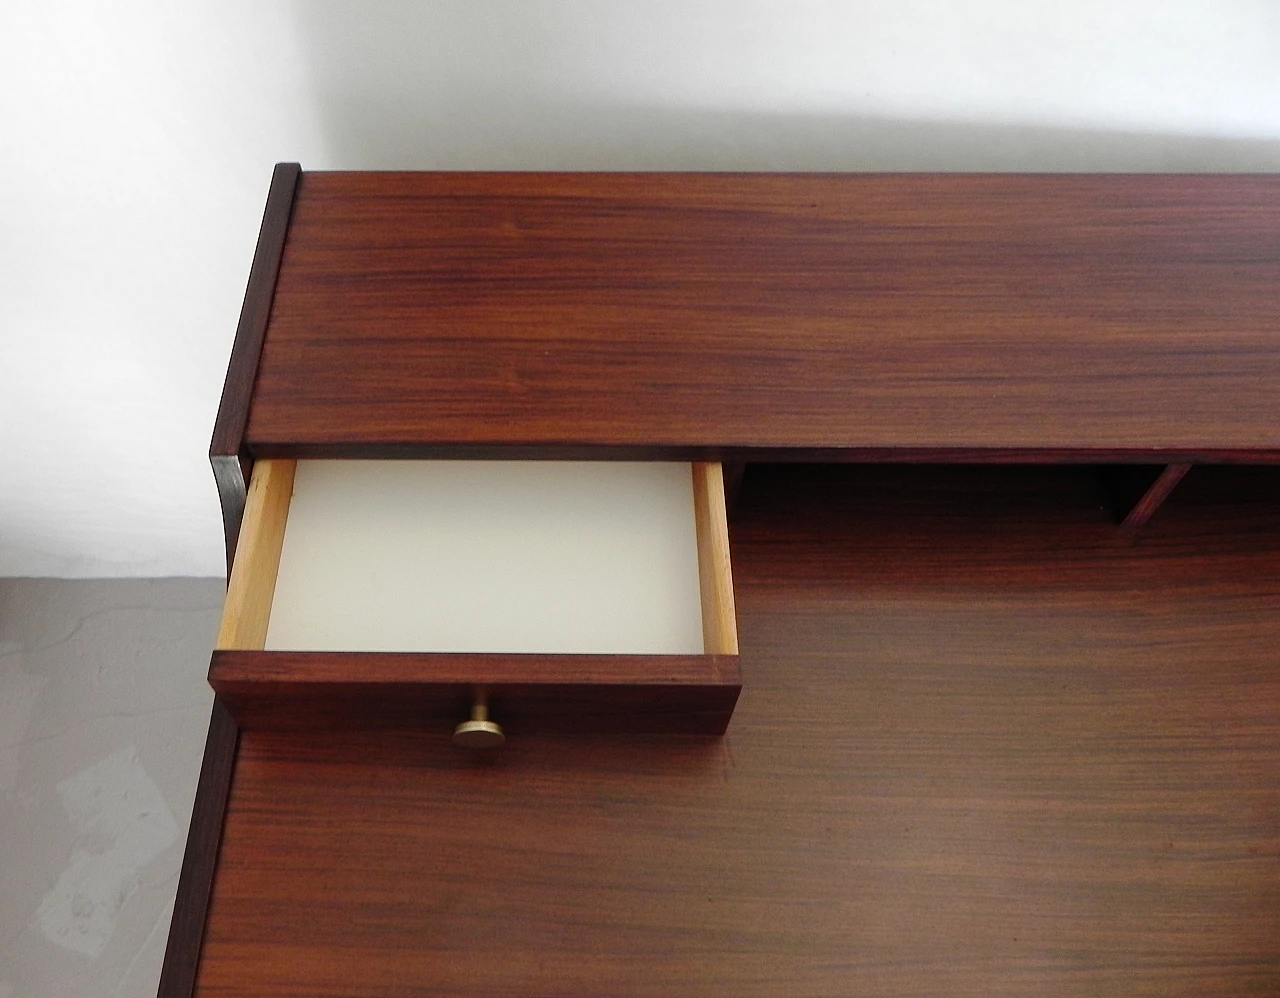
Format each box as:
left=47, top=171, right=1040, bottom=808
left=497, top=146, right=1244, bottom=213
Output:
left=2, top=1, right=1280, bottom=577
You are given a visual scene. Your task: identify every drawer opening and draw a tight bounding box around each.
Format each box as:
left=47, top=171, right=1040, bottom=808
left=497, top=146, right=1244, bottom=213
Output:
left=211, top=460, right=740, bottom=735
left=217, top=460, right=737, bottom=656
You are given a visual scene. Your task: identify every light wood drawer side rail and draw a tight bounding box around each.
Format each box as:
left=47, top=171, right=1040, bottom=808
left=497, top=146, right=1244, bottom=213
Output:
left=216, top=459, right=296, bottom=651
left=694, top=462, right=739, bottom=655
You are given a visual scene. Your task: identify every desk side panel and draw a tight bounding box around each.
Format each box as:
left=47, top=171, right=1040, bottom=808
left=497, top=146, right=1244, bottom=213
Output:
left=209, top=163, right=300, bottom=572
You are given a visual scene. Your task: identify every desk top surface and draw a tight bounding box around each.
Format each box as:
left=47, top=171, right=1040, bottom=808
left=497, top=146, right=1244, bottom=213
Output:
left=195, top=465, right=1280, bottom=997
left=240, top=172, right=1280, bottom=460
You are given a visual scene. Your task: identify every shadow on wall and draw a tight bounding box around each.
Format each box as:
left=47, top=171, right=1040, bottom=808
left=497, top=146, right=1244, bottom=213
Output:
left=309, top=99, right=1280, bottom=173
left=283, top=3, right=1280, bottom=172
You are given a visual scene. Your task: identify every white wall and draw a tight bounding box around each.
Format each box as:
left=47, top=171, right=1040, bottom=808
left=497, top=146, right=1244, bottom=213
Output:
left=2, top=0, right=1279, bottom=577
left=0, top=2, right=325, bottom=576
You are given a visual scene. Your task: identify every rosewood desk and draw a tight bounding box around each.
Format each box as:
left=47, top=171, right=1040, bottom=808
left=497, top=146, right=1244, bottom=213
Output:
left=162, top=169, right=1280, bottom=997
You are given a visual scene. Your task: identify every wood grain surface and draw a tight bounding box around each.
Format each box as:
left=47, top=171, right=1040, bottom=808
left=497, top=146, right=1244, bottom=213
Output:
left=195, top=464, right=1280, bottom=997
left=245, top=172, right=1280, bottom=460
left=210, top=651, right=741, bottom=734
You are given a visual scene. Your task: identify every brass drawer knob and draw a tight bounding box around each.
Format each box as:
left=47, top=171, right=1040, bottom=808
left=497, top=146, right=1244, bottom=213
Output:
left=453, top=688, right=505, bottom=749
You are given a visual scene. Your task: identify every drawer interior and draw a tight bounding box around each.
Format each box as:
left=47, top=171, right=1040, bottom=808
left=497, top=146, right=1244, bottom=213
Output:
left=266, top=460, right=707, bottom=654
left=218, top=459, right=736, bottom=657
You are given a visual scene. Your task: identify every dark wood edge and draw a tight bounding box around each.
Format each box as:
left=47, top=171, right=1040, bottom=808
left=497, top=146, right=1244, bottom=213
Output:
left=245, top=442, right=1280, bottom=464
left=1102, top=463, right=1194, bottom=527
left=210, top=162, right=302, bottom=575
left=165, top=162, right=300, bottom=998
left=209, top=651, right=742, bottom=735
left=157, top=699, right=240, bottom=998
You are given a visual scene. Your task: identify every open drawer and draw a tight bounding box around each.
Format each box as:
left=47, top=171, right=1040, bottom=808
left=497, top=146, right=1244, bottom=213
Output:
left=209, top=459, right=741, bottom=736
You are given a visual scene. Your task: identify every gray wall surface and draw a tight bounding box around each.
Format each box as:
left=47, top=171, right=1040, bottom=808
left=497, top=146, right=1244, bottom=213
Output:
left=0, top=579, right=223, bottom=997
